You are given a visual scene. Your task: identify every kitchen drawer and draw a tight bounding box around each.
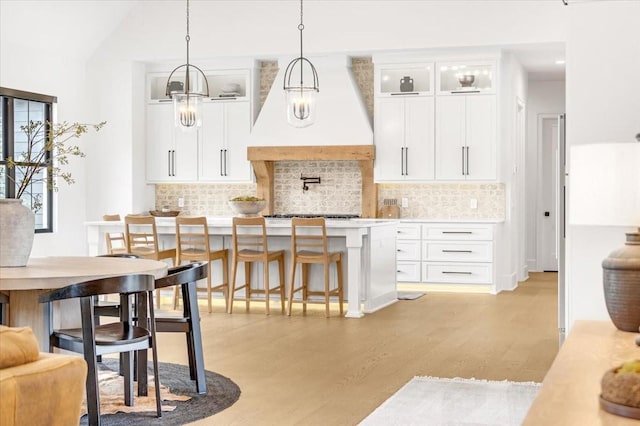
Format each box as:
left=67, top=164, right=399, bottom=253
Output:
left=397, top=223, right=421, bottom=240
left=422, top=262, right=492, bottom=284
left=397, top=261, right=421, bottom=282
left=422, top=224, right=493, bottom=241
left=397, top=240, right=421, bottom=261
left=422, top=241, right=493, bottom=262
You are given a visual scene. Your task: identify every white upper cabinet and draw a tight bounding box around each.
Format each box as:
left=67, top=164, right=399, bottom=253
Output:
left=375, top=63, right=434, bottom=96
left=199, top=100, right=252, bottom=182
left=374, top=96, right=435, bottom=182
left=436, top=60, right=496, bottom=95
left=145, top=65, right=255, bottom=184
left=435, top=95, right=496, bottom=181
left=146, top=103, right=199, bottom=182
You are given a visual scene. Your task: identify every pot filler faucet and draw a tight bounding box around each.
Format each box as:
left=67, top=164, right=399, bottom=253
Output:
left=300, top=174, right=321, bottom=191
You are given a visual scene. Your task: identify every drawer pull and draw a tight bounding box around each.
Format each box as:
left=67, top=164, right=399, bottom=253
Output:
left=442, top=231, right=473, bottom=234
left=442, top=249, right=473, bottom=253
left=441, top=271, right=473, bottom=275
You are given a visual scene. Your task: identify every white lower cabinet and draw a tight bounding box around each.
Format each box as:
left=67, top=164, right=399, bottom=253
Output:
left=396, top=223, right=422, bottom=282
left=397, top=222, right=496, bottom=292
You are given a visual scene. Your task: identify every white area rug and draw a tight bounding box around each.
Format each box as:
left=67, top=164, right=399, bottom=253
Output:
left=359, top=376, right=541, bottom=426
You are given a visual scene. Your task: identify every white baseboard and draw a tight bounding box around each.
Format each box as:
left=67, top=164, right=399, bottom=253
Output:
left=498, top=273, right=519, bottom=292
left=526, top=259, right=537, bottom=272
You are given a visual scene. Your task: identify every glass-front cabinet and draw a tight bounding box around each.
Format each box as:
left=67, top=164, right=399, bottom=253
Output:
left=147, top=70, right=208, bottom=102
left=436, top=61, right=496, bottom=95
left=205, top=70, right=249, bottom=100
left=146, top=69, right=249, bottom=102
left=375, top=63, right=434, bottom=96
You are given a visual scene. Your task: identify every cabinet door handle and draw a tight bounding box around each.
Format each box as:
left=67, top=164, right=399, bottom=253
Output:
left=172, top=150, right=176, bottom=176
left=219, top=149, right=224, bottom=177
left=167, top=150, right=172, bottom=177
left=405, top=146, right=408, bottom=175
left=400, top=147, right=404, bottom=175
left=224, top=149, right=228, bottom=176
left=442, top=249, right=473, bottom=253
left=391, top=92, right=419, bottom=96
left=461, top=146, right=465, bottom=175
left=451, top=90, right=480, bottom=94
left=465, top=146, right=470, bottom=175
left=442, top=231, right=473, bottom=234
left=442, top=271, right=473, bottom=275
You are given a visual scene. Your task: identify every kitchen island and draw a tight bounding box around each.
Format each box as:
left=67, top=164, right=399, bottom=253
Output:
left=86, top=218, right=399, bottom=318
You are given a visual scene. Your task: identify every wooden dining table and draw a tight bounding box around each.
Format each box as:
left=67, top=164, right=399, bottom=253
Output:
left=0, top=256, right=168, bottom=349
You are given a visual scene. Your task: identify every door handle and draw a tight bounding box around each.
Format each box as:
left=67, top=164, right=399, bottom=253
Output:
left=172, top=150, right=176, bottom=176
left=223, top=149, right=228, bottom=176
left=405, top=146, right=408, bottom=175
left=400, top=147, right=405, bottom=175
left=442, top=271, right=473, bottom=275
left=442, top=250, right=473, bottom=253
left=167, top=151, right=171, bottom=177
left=461, top=146, right=465, bottom=175
left=465, top=146, right=469, bottom=175
left=220, top=149, right=224, bottom=177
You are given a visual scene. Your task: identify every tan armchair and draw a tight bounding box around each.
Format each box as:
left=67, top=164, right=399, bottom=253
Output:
left=0, top=326, right=87, bottom=426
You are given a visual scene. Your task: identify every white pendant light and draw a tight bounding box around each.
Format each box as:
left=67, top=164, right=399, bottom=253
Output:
left=166, top=0, right=209, bottom=130
left=283, top=0, right=319, bottom=128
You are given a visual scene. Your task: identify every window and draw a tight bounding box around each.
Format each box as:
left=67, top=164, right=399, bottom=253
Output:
left=0, top=87, right=57, bottom=233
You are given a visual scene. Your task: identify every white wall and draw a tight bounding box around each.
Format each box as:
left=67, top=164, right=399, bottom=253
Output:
left=525, top=80, right=565, bottom=272
left=494, top=52, right=528, bottom=291
left=565, top=1, right=640, bottom=331
left=0, top=30, right=96, bottom=256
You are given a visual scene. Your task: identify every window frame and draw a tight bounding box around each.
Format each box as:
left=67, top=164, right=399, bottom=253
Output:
left=1, top=87, right=57, bottom=233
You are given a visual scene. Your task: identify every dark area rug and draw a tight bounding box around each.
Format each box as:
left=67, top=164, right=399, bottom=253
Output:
left=80, top=359, right=241, bottom=425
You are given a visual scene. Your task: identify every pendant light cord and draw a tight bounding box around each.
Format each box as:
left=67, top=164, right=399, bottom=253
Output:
left=298, top=0, right=304, bottom=86
left=185, top=0, right=191, bottom=93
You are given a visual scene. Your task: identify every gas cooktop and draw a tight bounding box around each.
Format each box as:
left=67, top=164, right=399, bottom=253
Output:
left=264, top=214, right=360, bottom=219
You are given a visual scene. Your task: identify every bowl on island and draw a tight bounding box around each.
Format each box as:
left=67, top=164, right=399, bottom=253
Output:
left=228, top=197, right=267, bottom=217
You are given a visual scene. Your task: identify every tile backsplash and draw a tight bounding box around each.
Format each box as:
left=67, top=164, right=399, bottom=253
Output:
left=156, top=161, right=504, bottom=220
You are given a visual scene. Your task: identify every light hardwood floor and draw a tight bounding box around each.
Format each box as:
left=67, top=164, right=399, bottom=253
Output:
left=156, top=272, right=559, bottom=425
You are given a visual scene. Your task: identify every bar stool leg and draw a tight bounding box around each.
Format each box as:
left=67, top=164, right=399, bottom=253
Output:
left=244, top=262, right=251, bottom=312
left=264, top=261, right=271, bottom=315
left=278, top=256, right=285, bottom=313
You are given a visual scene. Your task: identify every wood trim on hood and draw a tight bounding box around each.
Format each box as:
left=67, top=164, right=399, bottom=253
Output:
left=247, top=145, right=376, bottom=217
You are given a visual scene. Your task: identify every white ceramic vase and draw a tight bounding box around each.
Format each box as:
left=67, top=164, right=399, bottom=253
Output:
left=0, top=199, right=35, bottom=267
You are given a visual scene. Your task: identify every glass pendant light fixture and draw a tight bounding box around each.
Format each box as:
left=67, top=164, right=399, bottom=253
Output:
left=166, top=0, right=209, bottom=130
left=283, top=0, right=319, bottom=128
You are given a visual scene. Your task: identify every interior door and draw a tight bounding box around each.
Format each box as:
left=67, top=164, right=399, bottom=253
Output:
left=540, top=117, right=559, bottom=271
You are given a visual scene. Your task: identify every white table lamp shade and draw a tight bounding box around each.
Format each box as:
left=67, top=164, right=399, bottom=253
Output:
left=569, top=142, right=640, bottom=227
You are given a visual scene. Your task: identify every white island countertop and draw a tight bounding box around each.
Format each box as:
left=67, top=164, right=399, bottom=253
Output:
left=86, top=217, right=400, bottom=318
left=399, top=218, right=504, bottom=223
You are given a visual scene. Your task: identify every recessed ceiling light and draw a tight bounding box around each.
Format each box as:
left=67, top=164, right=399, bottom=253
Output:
left=555, top=59, right=566, bottom=65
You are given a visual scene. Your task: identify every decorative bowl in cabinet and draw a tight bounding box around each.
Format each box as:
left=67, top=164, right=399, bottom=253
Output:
left=458, top=74, right=475, bottom=87
left=221, top=83, right=241, bottom=93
